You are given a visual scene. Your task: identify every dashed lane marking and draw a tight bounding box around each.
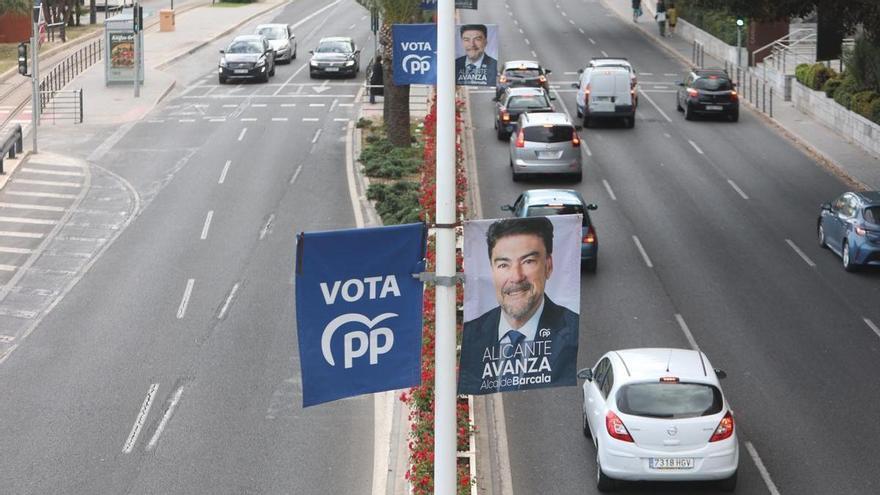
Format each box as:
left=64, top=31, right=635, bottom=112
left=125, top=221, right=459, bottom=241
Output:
left=0, top=216, right=58, bottom=225
left=0, top=246, right=33, bottom=254
left=0, top=231, right=43, bottom=239
left=0, top=202, right=66, bottom=212
left=13, top=179, right=81, bottom=188
left=786, top=239, right=815, bottom=267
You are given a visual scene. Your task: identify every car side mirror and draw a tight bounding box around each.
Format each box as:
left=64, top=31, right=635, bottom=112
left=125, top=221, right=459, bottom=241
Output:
left=820, top=202, right=831, bottom=211
left=577, top=368, right=593, bottom=381
left=549, top=95, right=557, bottom=101
left=545, top=69, right=552, bottom=74
left=577, top=68, right=584, bottom=74
left=587, top=203, right=598, bottom=211
left=219, top=49, right=225, bottom=54
left=571, top=82, right=579, bottom=88
left=575, top=124, right=583, bottom=131
left=500, top=205, right=514, bottom=212
left=677, top=82, right=685, bottom=86
left=714, top=368, right=727, bottom=380
left=290, top=35, right=296, bottom=40
left=309, top=50, right=314, bottom=55
left=492, top=96, right=499, bottom=102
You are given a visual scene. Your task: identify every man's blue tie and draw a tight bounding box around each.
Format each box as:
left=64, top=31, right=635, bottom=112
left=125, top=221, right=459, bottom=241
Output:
left=467, top=63, right=476, bottom=75
left=502, top=329, right=526, bottom=347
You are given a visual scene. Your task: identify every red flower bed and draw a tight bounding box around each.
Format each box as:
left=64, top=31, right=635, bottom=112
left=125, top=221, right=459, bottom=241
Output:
left=401, top=95, right=471, bottom=494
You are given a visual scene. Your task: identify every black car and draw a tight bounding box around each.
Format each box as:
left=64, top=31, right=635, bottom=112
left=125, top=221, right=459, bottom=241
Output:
left=309, top=37, right=361, bottom=79
left=218, top=35, right=276, bottom=84
left=676, top=68, right=739, bottom=121
left=495, top=60, right=551, bottom=99
left=494, top=87, right=554, bottom=140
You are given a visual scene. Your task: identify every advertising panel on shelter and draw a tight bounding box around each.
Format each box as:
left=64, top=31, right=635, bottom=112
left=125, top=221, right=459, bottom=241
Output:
left=458, top=215, right=581, bottom=395
left=392, top=24, right=437, bottom=85
left=295, top=223, right=427, bottom=407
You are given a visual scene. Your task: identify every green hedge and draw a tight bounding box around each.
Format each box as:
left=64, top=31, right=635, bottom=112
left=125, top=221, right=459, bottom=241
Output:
left=851, top=90, right=880, bottom=118
left=795, top=63, right=837, bottom=90
left=359, top=136, right=422, bottom=179
left=675, top=2, right=745, bottom=46
left=822, top=77, right=843, bottom=98
left=366, top=182, right=421, bottom=225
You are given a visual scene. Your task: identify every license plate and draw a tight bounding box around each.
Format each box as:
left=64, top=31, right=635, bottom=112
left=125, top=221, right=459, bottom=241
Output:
left=650, top=458, right=695, bottom=470
left=595, top=96, right=612, bottom=101
left=537, top=151, right=563, bottom=159
left=591, top=102, right=614, bottom=112
left=234, top=69, right=249, bottom=74
left=706, top=105, right=723, bottom=111
left=325, top=67, right=339, bottom=72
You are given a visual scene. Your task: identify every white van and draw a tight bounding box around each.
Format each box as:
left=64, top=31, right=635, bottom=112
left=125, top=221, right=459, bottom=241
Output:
left=573, top=66, right=636, bottom=128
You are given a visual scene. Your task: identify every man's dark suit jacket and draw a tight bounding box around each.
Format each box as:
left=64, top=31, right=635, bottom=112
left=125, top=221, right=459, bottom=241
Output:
left=458, top=295, right=579, bottom=395
left=454, top=54, right=498, bottom=86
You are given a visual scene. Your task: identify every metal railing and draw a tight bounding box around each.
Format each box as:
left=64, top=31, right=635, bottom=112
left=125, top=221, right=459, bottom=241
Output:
left=39, top=38, right=102, bottom=114
left=0, top=124, right=24, bottom=175
left=724, top=65, right=774, bottom=119
left=40, top=89, right=83, bottom=124
left=692, top=41, right=705, bottom=67
left=751, top=27, right=816, bottom=70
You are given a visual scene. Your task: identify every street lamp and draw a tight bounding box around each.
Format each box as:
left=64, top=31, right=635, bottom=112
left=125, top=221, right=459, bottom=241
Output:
left=736, top=18, right=745, bottom=67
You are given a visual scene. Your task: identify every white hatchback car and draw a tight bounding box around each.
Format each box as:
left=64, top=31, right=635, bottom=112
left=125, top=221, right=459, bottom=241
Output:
left=578, top=348, right=738, bottom=492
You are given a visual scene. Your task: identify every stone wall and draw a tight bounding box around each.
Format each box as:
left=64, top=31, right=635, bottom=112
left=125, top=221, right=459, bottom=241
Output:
left=792, top=81, right=880, bottom=159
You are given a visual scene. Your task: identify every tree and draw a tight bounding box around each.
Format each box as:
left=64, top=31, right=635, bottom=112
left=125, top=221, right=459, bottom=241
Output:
left=361, top=0, right=422, bottom=147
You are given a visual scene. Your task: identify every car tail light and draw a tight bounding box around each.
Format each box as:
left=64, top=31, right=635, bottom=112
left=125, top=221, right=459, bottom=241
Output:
left=709, top=411, right=735, bottom=442
left=501, top=110, right=510, bottom=122
left=539, top=75, right=547, bottom=83
left=855, top=225, right=867, bottom=236
left=584, top=85, right=591, bottom=97
left=687, top=88, right=699, bottom=98
left=606, top=411, right=634, bottom=443
left=582, top=225, right=595, bottom=244
left=515, top=129, right=525, bottom=148
left=499, top=74, right=508, bottom=83
left=730, top=90, right=738, bottom=101
left=572, top=133, right=581, bottom=147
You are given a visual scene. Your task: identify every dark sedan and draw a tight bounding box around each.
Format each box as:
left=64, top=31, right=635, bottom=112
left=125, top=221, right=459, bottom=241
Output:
left=309, top=37, right=361, bottom=78
left=676, top=68, right=739, bottom=121
left=495, top=60, right=551, bottom=99
left=818, top=191, right=880, bottom=271
left=218, top=35, right=275, bottom=84
left=494, top=87, right=554, bottom=140
left=502, top=189, right=599, bottom=272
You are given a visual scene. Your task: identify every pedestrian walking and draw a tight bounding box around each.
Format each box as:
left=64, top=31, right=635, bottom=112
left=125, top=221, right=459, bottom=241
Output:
left=631, top=0, right=642, bottom=22
left=655, top=0, right=667, bottom=37
left=667, top=2, right=678, bottom=35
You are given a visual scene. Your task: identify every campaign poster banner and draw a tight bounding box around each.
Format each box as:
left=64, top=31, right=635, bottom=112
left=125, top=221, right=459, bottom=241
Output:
left=392, top=24, right=437, bottom=85
left=458, top=215, right=581, bottom=395
left=455, top=23, right=498, bottom=86
left=295, top=223, right=427, bottom=407
left=421, top=0, right=479, bottom=9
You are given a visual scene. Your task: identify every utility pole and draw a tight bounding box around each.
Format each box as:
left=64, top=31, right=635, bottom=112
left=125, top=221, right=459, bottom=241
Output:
left=133, top=1, right=141, bottom=97
left=736, top=18, right=744, bottom=67
left=31, top=3, right=41, bottom=154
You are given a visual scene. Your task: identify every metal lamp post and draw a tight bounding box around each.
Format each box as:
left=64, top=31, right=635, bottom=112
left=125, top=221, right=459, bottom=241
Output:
left=736, top=18, right=744, bottom=67
left=31, top=4, right=40, bottom=153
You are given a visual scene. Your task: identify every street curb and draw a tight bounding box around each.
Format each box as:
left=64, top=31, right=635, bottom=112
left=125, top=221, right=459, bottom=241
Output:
left=153, top=0, right=291, bottom=71
left=155, top=79, right=177, bottom=106
left=0, top=149, right=31, bottom=191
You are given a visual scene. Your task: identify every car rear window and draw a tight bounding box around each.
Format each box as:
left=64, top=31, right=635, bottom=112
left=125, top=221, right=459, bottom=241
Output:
left=508, top=96, right=549, bottom=109
left=523, top=125, right=573, bottom=143
left=506, top=69, right=541, bottom=78
left=865, top=206, right=879, bottom=224
left=527, top=205, right=587, bottom=225
left=617, top=382, right=723, bottom=419
left=694, top=77, right=733, bottom=91
left=257, top=27, right=286, bottom=39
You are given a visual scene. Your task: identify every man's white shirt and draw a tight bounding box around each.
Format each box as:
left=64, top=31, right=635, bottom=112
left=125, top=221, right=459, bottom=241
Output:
left=497, top=298, right=545, bottom=343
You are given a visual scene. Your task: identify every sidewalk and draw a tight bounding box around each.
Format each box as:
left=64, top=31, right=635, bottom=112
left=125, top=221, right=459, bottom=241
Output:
left=603, top=0, right=880, bottom=191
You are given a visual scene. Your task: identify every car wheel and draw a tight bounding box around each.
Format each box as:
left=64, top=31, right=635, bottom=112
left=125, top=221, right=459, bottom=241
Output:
left=676, top=96, right=683, bottom=112
left=218, top=75, right=226, bottom=84
left=818, top=222, right=828, bottom=248
left=511, top=161, right=521, bottom=181
left=626, top=116, right=635, bottom=128
left=572, top=172, right=583, bottom=183
left=582, top=406, right=592, bottom=438
left=728, top=111, right=739, bottom=122
left=583, top=115, right=591, bottom=128
left=585, top=256, right=597, bottom=273
left=309, top=70, right=316, bottom=79
left=596, top=452, right=616, bottom=492
left=576, top=107, right=583, bottom=118
left=497, top=128, right=508, bottom=140
left=261, top=71, right=270, bottom=83
left=718, top=470, right=738, bottom=492
left=684, top=103, right=694, bottom=120
left=292, top=47, right=297, bottom=60
left=269, top=65, right=276, bottom=77
left=842, top=241, right=858, bottom=272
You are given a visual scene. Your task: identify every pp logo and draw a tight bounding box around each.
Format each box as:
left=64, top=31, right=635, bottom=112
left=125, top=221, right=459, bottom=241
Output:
left=539, top=328, right=551, bottom=339
left=401, top=54, right=432, bottom=75
left=321, top=313, right=396, bottom=369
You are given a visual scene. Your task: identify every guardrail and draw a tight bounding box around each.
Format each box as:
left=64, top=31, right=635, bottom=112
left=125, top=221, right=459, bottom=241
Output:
left=0, top=123, right=24, bottom=175
left=40, top=89, right=83, bottom=124
left=39, top=38, right=102, bottom=113
left=722, top=63, right=774, bottom=119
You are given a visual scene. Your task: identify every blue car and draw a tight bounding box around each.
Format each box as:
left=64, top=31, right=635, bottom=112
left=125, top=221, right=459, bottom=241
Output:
left=502, top=189, right=598, bottom=272
left=818, top=191, right=880, bottom=271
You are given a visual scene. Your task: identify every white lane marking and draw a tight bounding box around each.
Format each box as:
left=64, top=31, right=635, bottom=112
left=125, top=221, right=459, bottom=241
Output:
left=524, top=38, right=530, bottom=45
left=513, top=19, right=518, bottom=25
left=688, top=140, right=704, bottom=154
left=602, top=179, right=617, bottom=201
left=290, top=163, right=304, bottom=185
left=146, top=386, right=184, bottom=451
left=0, top=265, right=15, bottom=272
left=518, top=28, right=524, bottom=34
left=0, top=202, right=65, bottom=212
left=177, top=279, right=195, bottom=319
left=303, top=117, right=319, bottom=122
left=564, top=71, right=579, bottom=75
left=345, top=120, right=364, bottom=228
left=0, top=216, right=57, bottom=225
left=252, top=103, right=267, bottom=107
left=6, top=191, right=76, bottom=199
left=0, top=231, right=43, bottom=239
left=312, top=128, right=323, bottom=144
left=637, top=88, right=672, bottom=122
left=786, top=239, right=815, bottom=267
left=642, top=89, right=677, bottom=93
left=640, top=72, right=654, bottom=76
left=531, top=50, right=537, bottom=58
left=179, top=119, right=195, bottom=123
left=219, top=160, right=231, bottom=184
left=218, top=282, right=240, bottom=319
left=13, top=178, right=81, bottom=187
left=562, top=11, right=568, bottom=16
left=727, top=179, right=749, bottom=200
left=588, top=38, right=596, bottom=44
left=330, top=99, right=338, bottom=112
left=241, top=117, right=257, bottom=122
left=569, top=19, right=575, bottom=25
left=200, top=211, right=214, bottom=240
left=238, top=128, right=248, bottom=141
left=272, top=0, right=340, bottom=96
left=579, top=27, right=585, bottom=34
left=272, top=117, right=289, bottom=122
left=348, top=23, right=356, bottom=29
left=653, top=85, right=668, bottom=89
left=746, top=442, right=782, bottom=495
left=338, top=103, right=354, bottom=107
left=865, top=318, right=880, bottom=339
left=146, top=120, right=164, bottom=123
left=122, top=383, right=159, bottom=453
left=281, top=103, right=297, bottom=107
left=664, top=73, right=678, bottom=77
left=309, top=103, right=326, bottom=107
left=632, top=235, right=654, bottom=268
left=209, top=118, right=226, bottom=122
left=334, top=118, right=349, bottom=122
left=222, top=104, right=238, bottom=108
left=20, top=168, right=84, bottom=177
left=0, top=246, right=33, bottom=254
left=601, top=50, right=608, bottom=57
left=674, top=314, right=700, bottom=350
left=259, top=214, right=275, bottom=240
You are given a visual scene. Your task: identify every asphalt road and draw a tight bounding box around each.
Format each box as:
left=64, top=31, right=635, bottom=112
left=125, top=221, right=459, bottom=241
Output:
left=0, top=1, right=380, bottom=493
left=465, top=0, right=880, bottom=494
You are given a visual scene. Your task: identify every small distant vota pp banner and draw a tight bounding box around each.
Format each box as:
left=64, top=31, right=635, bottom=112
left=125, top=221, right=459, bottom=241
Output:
left=295, top=223, right=426, bottom=407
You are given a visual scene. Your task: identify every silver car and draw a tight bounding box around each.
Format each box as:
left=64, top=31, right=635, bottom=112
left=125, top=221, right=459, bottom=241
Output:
left=509, top=112, right=583, bottom=182
left=255, top=23, right=296, bottom=63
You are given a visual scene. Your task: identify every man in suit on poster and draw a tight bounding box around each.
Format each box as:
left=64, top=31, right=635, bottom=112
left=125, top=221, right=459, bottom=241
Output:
left=458, top=217, right=579, bottom=395
left=455, top=24, right=498, bottom=86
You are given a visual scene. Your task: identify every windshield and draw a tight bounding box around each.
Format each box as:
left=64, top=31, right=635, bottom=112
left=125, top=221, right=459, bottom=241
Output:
left=257, top=27, right=286, bottom=40
left=694, top=77, right=733, bottom=91
left=507, top=95, right=549, bottom=110
left=227, top=41, right=262, bottom=54
left=505, top=69, right=541, bottom=78
left=317, top=41, right=352, bottom=54
left=617, top=382, right=723, bottom=419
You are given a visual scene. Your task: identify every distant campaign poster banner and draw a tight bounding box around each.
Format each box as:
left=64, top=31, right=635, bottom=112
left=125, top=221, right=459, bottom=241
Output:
left=392, top=24, right=437, bottom=85
left=295, top=223, right=427, bottom=407
left=458, top=215, right=581, bottom=395
left=420, top=0, right=479, bottom=9
left=455, top=23, right=498, bottom=86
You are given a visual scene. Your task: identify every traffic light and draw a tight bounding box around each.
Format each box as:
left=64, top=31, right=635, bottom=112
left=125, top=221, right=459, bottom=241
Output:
left=17, top=42, right=28, bottom=76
